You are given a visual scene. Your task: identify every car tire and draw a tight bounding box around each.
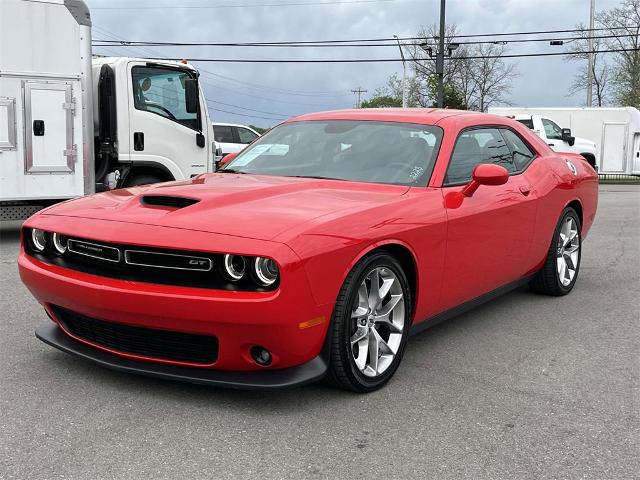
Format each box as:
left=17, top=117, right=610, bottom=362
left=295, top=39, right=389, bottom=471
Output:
left=326, top=252, right=411, bottom=393
left=530, top=207, right=582, bottom=296
left=124, top=174, right=164, bottom=187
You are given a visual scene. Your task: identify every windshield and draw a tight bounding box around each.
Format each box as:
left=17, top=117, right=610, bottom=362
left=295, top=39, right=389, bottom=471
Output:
left=223, top=120, right=444, bottom=186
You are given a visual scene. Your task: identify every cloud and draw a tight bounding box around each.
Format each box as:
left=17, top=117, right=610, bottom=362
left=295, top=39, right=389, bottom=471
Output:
left=88, top=0, right=622, bottom=127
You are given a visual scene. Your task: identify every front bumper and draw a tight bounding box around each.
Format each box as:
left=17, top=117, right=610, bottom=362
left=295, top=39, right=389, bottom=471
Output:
left=18, top=218, right=333, bottom=374
left=36, top=323, right=328, bottom=389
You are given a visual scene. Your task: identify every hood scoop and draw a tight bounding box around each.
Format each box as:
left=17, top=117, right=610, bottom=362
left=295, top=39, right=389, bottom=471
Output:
left=140, top=195, right=200, bottom=210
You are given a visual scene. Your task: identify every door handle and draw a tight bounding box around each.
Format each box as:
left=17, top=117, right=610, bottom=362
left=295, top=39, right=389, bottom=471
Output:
left=548, top=143, right=555, bottom=147
left=519, top=184, right=531, bottom=196
left=33, top=120, right=45, bottom=136
left=134, top=132, right=144, bottom=151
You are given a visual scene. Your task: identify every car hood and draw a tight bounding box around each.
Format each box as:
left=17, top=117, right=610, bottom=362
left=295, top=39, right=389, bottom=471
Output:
left=43, top=173, right=409, bottom=241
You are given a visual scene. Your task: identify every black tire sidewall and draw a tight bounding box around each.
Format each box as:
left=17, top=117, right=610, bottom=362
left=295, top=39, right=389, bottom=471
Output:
left=335, top=253, right=412, bottom=391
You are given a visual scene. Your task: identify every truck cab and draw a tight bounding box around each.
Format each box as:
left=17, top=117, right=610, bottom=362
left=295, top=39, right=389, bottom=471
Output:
left=93, top=57, right=213, bottom=188
left=512, top=114, right=598, bottom=169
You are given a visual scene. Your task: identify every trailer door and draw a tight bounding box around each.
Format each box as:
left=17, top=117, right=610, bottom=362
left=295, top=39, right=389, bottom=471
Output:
left=633, top=133, right=640, bottom=175
left=600, top=123, right=627, bottom=174
left=24, top=82, right=75, bottom=174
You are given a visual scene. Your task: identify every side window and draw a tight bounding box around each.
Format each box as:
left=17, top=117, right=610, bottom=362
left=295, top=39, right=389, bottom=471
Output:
left=445, top=128, right=515, bottom=185
left=517, top=118, right=534, bottom=130
left=131, top=66, right=199, bottom=131
left=214, top=125, right=234, bottom=143
left=542, top=118, right=563, bottom=140
left=237, top=127, right=258, bottom=144
left=500, top=129, right=536, bottom=171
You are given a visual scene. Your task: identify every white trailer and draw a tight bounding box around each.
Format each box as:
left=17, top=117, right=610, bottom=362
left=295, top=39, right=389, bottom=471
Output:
left=489, top=107, right=640, bottom=175
left=0, top=0, right=214, bottom=220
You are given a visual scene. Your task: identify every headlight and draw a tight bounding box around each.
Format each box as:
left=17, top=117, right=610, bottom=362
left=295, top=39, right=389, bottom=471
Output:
left=253, top=257, right=279, bottom=286
left=223, top=254, right=246, bottom=280
left=31, top=229, right=47, bottom=252
left=52, top=233, right=68, bottom=254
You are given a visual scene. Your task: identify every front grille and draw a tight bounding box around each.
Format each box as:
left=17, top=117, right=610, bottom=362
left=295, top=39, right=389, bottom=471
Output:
left=24, top=231, right=275, bottom=291
left=52, top=306, right=218, bottom=365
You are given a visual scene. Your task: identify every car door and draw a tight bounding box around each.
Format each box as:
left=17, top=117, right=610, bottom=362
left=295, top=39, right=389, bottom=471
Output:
left=439, top=126, right=538, bottom=310
left=213, top=125, right=238, bottom=155
left=128, top=63, right=208, bottom=179
left=541, top=117, right=572, bottom=153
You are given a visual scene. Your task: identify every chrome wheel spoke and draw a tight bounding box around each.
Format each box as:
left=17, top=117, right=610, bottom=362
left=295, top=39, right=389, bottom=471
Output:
left=556, top=217, right=580, bottom=287
left=350, top=266, right=406, bottom=378
left=350, top=325, right=368, bottom=346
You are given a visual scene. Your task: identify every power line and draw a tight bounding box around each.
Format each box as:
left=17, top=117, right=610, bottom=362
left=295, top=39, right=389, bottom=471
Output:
left=92, top=0, right=398, bottom=9
left=207, top=106, right=285, bottom=121
left=91, top=25, right=637, bottom=47
left=92, top=33, right=639, bottom=49
left=207, top=99, right=289, bottom=117
left=132, top=48, right=640, bottom=63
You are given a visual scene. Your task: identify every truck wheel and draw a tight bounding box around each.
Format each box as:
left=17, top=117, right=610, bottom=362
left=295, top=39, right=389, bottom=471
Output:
left=530, top=208, right=581, bottom=296
left=124, top=174, right=164, bottom=187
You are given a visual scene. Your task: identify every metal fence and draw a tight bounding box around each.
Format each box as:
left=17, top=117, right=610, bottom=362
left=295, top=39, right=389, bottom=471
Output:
left=598, top=174, right=640, bottom=184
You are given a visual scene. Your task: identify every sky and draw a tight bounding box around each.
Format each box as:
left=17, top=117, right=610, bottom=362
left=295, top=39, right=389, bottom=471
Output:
left=86, top=0, right=622, bottom=128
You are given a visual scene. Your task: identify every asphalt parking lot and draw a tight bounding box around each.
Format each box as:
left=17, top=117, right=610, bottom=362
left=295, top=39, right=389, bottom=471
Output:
left=1, top=184, right=638, bottom=480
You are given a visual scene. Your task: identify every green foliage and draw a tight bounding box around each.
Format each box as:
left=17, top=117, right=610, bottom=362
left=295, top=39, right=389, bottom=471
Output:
left=425, top=75, right=467, bottom=110
left=360, top=95, right=402, bottom=108
left=248, top=125, right=267, bottom=134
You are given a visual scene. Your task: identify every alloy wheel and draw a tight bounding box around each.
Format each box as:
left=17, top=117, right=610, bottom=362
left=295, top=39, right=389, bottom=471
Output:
left=350, top=267, right=405, bottom=377
left=557, top=216, right=580, bottom=287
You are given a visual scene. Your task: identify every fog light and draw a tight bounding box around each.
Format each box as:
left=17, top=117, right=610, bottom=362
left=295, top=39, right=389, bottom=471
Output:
left=31, top=229, right=47, bottom=252
left=250, top=346, right=272, bottom=366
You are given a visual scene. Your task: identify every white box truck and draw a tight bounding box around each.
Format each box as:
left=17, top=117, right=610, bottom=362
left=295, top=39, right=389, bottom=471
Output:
left=0, top=0, right=215, bottom=220
left=489, top=107, right=640, bottom=175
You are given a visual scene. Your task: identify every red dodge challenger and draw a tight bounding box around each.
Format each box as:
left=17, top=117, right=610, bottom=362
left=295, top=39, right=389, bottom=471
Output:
left=19, top=109, right=598, bottom=392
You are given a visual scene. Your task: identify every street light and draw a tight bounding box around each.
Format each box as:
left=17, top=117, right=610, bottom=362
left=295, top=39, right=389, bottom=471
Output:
left=393, top=35, right=407, bottom=108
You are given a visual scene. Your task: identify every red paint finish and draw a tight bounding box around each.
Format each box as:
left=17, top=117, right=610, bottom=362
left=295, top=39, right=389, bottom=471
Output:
left=19, top=109, right=598, bottom=376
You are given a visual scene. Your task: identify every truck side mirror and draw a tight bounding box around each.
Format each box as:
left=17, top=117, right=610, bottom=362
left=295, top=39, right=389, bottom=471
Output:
left=184, top=78, right=199, bottom=114
left=561, top=128, right=575, bottom=146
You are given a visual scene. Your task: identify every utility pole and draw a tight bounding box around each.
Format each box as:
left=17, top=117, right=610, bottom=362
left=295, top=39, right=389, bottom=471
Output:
left=393, top=35, right=407, bottom=108
left=351, top=87, right=367, bottom=108
left=436, top=0, right=446, bottom=108
left=586, top=0, right=595, bottom=107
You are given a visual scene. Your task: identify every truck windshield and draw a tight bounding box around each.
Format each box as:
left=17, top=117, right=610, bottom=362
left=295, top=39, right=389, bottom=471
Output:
left=223, top=120, right=444, bottom=186
left=132, top=66, right=200, bottom=131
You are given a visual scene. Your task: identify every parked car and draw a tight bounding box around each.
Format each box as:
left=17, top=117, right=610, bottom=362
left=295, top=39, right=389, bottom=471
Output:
left=490, top=107, right=640, bottom=175
left=489, top=109, right=598, bottom=170
left=20, top=109, right=598, bottom=392
left=213, top=122, right=260, bottom=157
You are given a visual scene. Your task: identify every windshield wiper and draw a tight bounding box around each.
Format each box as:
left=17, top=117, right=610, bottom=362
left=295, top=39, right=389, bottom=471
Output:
left=289, top=175, right=345, bottom=181
left=218, top=168, right=249, bottom=174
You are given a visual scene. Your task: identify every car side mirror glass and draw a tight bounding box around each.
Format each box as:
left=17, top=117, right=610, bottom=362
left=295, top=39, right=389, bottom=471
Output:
left=461, top=163, right=509, bottom=197
left=184, top=78, right=199, bottom=114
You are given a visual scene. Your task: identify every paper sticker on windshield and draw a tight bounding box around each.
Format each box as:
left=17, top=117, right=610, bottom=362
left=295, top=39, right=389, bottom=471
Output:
left=231, top=144, right=289, bottom=166
left=409, top=165, right=425, bottom=180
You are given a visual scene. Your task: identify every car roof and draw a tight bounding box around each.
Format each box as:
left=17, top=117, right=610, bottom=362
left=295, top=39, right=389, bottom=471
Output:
left=212, top=122, right=256, bottom=129
left=287, top=108, right=488, bottom=126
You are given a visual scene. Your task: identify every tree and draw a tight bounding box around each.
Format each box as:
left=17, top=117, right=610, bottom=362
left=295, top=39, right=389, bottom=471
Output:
left=598, top=0, right=640, bottom=107
left=361, top=73, right=421, bottom=108
left=248, top=125, right=267, bottom=134
left=407, top=24, right=518, bottom=110
left=565, top=23, right=611, bottom=106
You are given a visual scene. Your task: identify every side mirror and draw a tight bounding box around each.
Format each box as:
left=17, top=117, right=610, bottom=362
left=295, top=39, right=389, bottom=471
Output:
left=216, top=152, right=238, bottom=170
left=561, top=128, right=575, bottom=146
left=184, top=78, right=199, bottom=114
left=461, top=163, right=509, bottom=197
